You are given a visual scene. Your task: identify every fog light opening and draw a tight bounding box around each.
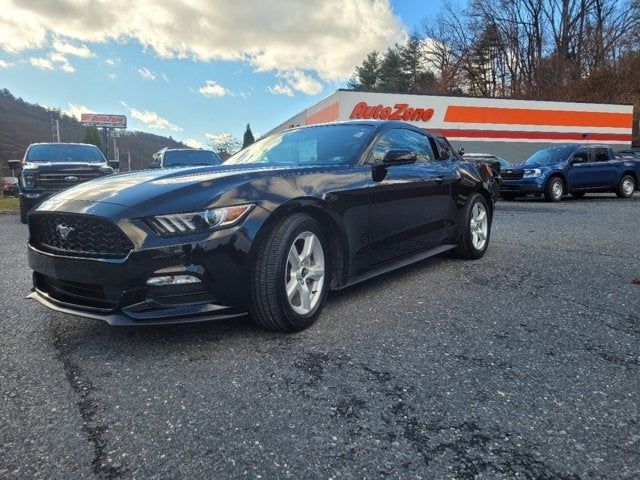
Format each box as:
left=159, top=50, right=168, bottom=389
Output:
left=146, top=275, right=201, bottom=286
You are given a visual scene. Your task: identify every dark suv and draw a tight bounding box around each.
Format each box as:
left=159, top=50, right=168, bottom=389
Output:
left=500, top=144, right=638, bottom=201
left=9, top=143, right=114, bottom=223
left=149, top=148, right=222, bottom=169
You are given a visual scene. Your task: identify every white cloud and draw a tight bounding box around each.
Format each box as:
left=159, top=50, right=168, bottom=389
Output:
left=198, top=80, right=230, bottom=97
left=0, top=59, right=13, bottom=68
left=184, top=138, right=204, bottom=149
left=107, top=72, right=117, bottom=80
left=267, top=84, right=294, bottom=97
left=64, top=103, right=95, bottom=121
left=105, top=57, right=120, bottom=66
left=0, top=0, right=404, bottom=83
left=279, top=70, right=323, bottom=95
left=29, top=56, right=54, bottom=70
left=60, top=62, right=75, bottom=73
left=161, top=73, right=169, bottom=82
left=120, top=101, right=182, bottom=132
left=52, top=39, right=94, bottom=58
left=137, top=67, right=156, bottom=80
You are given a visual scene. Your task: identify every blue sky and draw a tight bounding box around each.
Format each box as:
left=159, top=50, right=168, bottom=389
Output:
left=0, top=0, right=448, bottom=148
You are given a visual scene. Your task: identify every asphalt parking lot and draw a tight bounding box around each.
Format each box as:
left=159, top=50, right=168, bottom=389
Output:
left=1, top=194, right=639, bottom=479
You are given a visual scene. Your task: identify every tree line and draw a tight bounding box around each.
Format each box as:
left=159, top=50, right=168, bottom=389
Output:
left=348, top=0, right=640, bottom=143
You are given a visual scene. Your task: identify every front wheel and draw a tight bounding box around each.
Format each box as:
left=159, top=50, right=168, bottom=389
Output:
left=248, top=213, right=330, bottom=332
left=616, top=175, right=636, bottom=198
left=455, top=193, right=491, bottom=260
left=544, top=176, right=564, bottom=202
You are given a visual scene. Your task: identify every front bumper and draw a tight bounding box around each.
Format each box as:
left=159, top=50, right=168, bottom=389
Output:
left=499, top=177, right=545, bottom=194
left=26, top=202, right=269, bottom=325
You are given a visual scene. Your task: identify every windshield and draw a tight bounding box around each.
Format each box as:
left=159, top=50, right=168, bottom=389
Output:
left=26, top=144, right=105, bottom=163
left=525, top=147, right=576, bottom=165
left=163, top=150, right=222, bottom=167
left=224, top=124, right=374, bottom=166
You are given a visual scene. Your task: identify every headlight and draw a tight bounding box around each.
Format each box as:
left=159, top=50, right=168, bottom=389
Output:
left=22, top=173, right=36, bottom=188
left=523, top=168, right=542, bottom=178
left=147, top=204, right=255, bottom=235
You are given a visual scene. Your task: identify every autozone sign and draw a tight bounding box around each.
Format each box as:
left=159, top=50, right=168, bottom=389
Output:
left=349, top=101, right=435, bottom=122
left=80, top=113, right=127, bottom=129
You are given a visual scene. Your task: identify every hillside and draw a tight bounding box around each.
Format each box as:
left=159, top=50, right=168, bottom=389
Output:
left=0, top=88, right=185, bottom=174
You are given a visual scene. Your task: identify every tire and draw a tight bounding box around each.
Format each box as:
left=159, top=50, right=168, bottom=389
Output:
left=544, top=176, right=564, bottom=202
left=19, top=198, right=28, bottom=224
left=455, top=193, right=491, bottom=260
left=616, top=174, right=636, bottom=198
left=500, top=193, right=517, bottom=201
left=570, top=192, right=586, bottom=199
left=248, top=213, right=330, bottom=332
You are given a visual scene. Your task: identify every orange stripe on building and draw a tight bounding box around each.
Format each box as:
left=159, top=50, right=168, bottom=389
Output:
left=306, top=102, right=339, bottom=125
left=444, top=106, right=633, bottom=129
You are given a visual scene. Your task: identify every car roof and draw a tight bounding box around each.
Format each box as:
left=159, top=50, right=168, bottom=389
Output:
left=27, top=142, right=99, bottom=147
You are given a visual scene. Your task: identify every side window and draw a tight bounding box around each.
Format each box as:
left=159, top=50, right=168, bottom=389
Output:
left=572, top=149, right=589, bottom=163
left=593, top=148, right=610, bottom=162
left=370, top=129, right=435, bottom=164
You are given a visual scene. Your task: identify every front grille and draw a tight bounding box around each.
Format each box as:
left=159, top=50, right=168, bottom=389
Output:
left=501, top=169, right=524, bottom=180
left=35, top=273, right=121, bottom=311
left=35, top=172, right=103, bottom=191
left=30, top=213, right=133, bottom=259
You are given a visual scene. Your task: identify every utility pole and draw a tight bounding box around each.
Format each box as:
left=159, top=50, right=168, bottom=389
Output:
left=127, top=150, right=131, bottom=172
left=50, top=113, right=55, bottom=142
left=55, top=119, right=60, bottom=143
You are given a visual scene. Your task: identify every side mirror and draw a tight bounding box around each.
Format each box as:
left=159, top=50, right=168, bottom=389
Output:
left=381, top=149, right=417, bottom=166
left=148, top=161, right=161, bottom=169
left=7, top=159, right=21, bottom=170
left=457, top=147, right=465, bottom=156
left=107, top=160, right=120, bottom=170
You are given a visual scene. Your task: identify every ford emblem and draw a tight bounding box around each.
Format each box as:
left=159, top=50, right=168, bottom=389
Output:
left=64, top=176, right=79, bottom=182
left=56, top=224, right=75, bottom=240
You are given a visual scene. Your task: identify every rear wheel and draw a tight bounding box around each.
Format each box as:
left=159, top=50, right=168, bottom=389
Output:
left=544, top=176, right=564, bottom=202
left=616, top=175, right=636, bottom=198
left=248, top=213, right=330, bottom=332
left=570, top=192, right=586, bottom=199
left=19, top=198, right=28, bottom=224
left=456, top=193, right=491, bottom=260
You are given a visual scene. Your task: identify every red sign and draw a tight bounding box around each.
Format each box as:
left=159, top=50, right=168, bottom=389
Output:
left=81, top=113, right=127, bottom=129
left=349, top=101, right=434, bottom=122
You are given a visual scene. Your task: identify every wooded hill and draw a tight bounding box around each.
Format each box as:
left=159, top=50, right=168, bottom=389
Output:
left=0, top=88, right=185, bottom=174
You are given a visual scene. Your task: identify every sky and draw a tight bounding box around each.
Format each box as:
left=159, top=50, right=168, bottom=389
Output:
left=0, top=0, right=447, bottom=148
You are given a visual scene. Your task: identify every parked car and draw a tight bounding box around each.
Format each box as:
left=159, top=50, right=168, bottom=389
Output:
left=2, top=176, right=19, bottom=197
left=26, top=121, right=498, bottom=331
left=463, top=153, right=512, bottom=179
left=8, top=143, right=115, bottom=224
left=150, top=148, right=222, bottom=169
left=499, top=144, right=638, bottom=201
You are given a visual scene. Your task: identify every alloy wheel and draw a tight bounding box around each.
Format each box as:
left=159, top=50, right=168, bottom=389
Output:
left=552, top=179, right=563, bottom=200
left=285, top=231, right=325, bottom=315
left=470, top=202, right=488, bottom=251
left=622, top=177, right=635, bottom=196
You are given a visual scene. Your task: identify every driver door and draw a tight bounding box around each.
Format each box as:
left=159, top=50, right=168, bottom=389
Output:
left=367, top=128, right=450, bottom=266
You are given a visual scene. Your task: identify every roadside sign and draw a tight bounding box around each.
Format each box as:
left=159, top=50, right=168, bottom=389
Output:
left=81, top=113, right=127, bottom=129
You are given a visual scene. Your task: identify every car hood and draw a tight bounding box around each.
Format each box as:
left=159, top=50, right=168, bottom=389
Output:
left=41, top=163, right=337, bottom=213
left=24, top=162, right=108, bottom=173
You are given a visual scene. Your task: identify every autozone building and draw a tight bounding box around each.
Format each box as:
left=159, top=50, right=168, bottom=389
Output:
left=271, top=90, right=634, bottom=162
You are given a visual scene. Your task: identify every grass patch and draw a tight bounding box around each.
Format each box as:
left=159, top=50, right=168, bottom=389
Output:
left=0, top=196, right=19, bottom=211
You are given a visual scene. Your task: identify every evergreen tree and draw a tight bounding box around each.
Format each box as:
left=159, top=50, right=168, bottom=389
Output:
left=401, top=32, right=424, bottom=92
left=83, top=126, right=102, bottom=149
left=242, top=123, right=255, bottom=149
left=378, top=46, right=409, bottom=92
left=347, top=51, right=381, bottom=90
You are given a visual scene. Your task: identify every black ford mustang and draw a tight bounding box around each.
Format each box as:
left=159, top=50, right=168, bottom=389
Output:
left=27, top=121, right=498, bottom=332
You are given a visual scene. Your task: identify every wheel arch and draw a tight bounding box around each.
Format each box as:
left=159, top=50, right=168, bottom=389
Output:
left=546, top=172, right=568, bottom=192
left=622, top=170, right=638, bottom=186
left=251, top=198, right=349, bottom=289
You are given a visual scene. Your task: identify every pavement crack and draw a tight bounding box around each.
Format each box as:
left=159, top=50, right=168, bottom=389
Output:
left=50, top=323, right=126, bottom=479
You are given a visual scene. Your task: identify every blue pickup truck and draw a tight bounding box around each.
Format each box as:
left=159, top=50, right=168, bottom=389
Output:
left=500, top=144, right=639, bottom=202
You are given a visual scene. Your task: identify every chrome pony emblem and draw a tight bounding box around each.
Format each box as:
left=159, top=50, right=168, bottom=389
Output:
left=56, top=224, right=75, bottom=240
left=64, top=176, right=79, bottom=182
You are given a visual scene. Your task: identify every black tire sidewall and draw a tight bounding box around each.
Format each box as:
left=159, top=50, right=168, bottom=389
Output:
left=19, top=198, right=28, bottom=224
left=276, top=217, right=330, bottom=330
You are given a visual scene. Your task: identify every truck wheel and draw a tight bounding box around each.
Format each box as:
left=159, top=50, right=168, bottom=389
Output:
left=544, top=176, right=564, bottom=202
left=19, top=198, right=28, bottom=224
left=455, top=193, right=491, bottom=260
left=248, top=213, right=330, bottom=332
left=570, top=192, right=585, bottom=199
left=616, top=175, right=636, bottom=198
